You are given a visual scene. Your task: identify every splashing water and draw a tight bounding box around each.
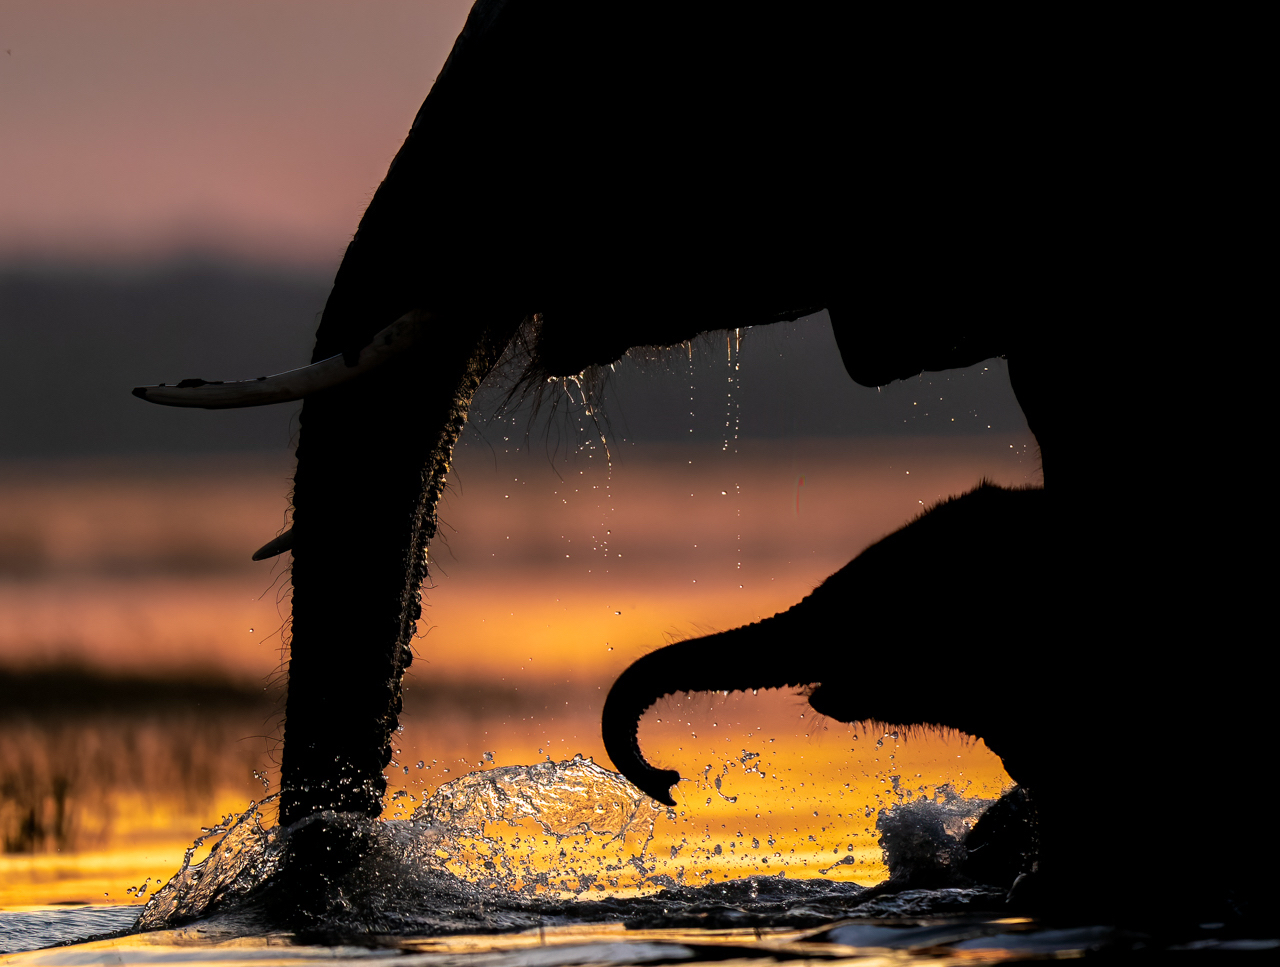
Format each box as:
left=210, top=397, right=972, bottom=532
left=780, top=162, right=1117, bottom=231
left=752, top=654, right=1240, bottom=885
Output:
left=137, top=756, right=667, bottom=933
left=723, top=328, right=741, bottom=455
left=137, top=797, right=280, bottom=930
left=131, top=754, right=1023, bottom=938
left=406, top=755, right=664, bottom=896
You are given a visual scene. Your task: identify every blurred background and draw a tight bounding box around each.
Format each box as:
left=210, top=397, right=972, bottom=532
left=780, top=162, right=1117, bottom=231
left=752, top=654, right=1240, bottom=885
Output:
left=0, top=2, right=1040, bottom=907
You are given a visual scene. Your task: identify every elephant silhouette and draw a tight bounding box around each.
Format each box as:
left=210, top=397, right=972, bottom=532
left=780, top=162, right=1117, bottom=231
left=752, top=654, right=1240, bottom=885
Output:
left=133, top=1, right=1269, bottom=924
left=602, top=483, right=1050, bottom=886
left=602, top=481, right=1050, bottom=809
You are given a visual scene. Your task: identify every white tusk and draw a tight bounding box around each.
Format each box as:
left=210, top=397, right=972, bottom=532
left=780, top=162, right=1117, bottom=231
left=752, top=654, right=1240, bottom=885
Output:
left=132, top=311, right=429, bottom=408
left=252, top=528, right=294, bottom=562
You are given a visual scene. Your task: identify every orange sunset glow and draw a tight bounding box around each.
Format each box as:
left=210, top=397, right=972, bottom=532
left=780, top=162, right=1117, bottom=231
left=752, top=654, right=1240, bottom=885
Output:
left=1, top=422, right=1038, bottom=907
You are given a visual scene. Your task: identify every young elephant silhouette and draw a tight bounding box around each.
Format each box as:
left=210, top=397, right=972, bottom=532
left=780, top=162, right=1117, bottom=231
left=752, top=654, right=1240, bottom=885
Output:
left=132, top=0, right=1268, bottom=923
left=602, top=482, right=1051, bottom=810
left=602, top=482, right=1052, bottom=888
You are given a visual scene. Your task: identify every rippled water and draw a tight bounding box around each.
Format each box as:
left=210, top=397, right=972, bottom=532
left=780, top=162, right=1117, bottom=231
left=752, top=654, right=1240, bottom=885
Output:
left=0, top=906, right=139, bottom=956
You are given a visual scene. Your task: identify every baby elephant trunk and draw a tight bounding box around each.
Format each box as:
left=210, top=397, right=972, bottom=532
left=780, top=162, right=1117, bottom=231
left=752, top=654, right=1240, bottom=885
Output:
left=601, top=612, right=818, bottom=805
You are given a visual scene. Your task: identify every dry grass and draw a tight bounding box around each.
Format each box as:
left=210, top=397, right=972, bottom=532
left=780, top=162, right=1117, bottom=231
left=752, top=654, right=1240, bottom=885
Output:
left=0, top=669, right=276, bottom=854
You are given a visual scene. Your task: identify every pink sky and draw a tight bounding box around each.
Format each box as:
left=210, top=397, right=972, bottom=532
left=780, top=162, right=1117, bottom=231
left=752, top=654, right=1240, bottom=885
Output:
left=0, top=0, right=476, bottom=265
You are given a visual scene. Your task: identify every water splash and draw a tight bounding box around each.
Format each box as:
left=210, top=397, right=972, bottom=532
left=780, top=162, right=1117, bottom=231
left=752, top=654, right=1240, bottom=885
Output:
left=138, top=757, right=664, bottom=931
left=721, top=329, right=740, bottom=455
left=407, top=755, right=664, bottom=896
left=875, top=783, right=994, bottom=887
left=136, top=756, right=1017, bottom=936
left=138, top=797, right=279, bottom=930
left=552, top=374, right=614, bottom=573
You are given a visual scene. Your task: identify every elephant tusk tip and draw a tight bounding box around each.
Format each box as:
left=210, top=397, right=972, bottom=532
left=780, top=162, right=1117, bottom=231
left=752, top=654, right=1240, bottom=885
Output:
left=253, top=527, right=295, bottom=561
left=129, top=310, right=428, bottom=409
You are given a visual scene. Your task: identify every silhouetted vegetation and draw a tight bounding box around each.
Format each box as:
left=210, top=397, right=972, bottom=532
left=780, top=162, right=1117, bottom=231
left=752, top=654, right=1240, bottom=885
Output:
left=0, top=667, right=277, bottom=853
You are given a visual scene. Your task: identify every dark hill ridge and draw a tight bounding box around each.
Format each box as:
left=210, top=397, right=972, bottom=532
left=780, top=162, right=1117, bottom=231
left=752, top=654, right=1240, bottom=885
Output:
left=0, top=665, right=571, bottom=719
left=0, top=261, right=327, bottom=458
left=0, top=260, right=1028, bottom=460
left=0, top=666, right=276, bottom=717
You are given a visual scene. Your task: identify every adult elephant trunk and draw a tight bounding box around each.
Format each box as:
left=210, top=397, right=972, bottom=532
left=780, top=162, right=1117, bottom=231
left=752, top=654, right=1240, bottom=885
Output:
left=278, top=313, right=518, bottom=826
left=602, top=612, right=819, bottom=806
